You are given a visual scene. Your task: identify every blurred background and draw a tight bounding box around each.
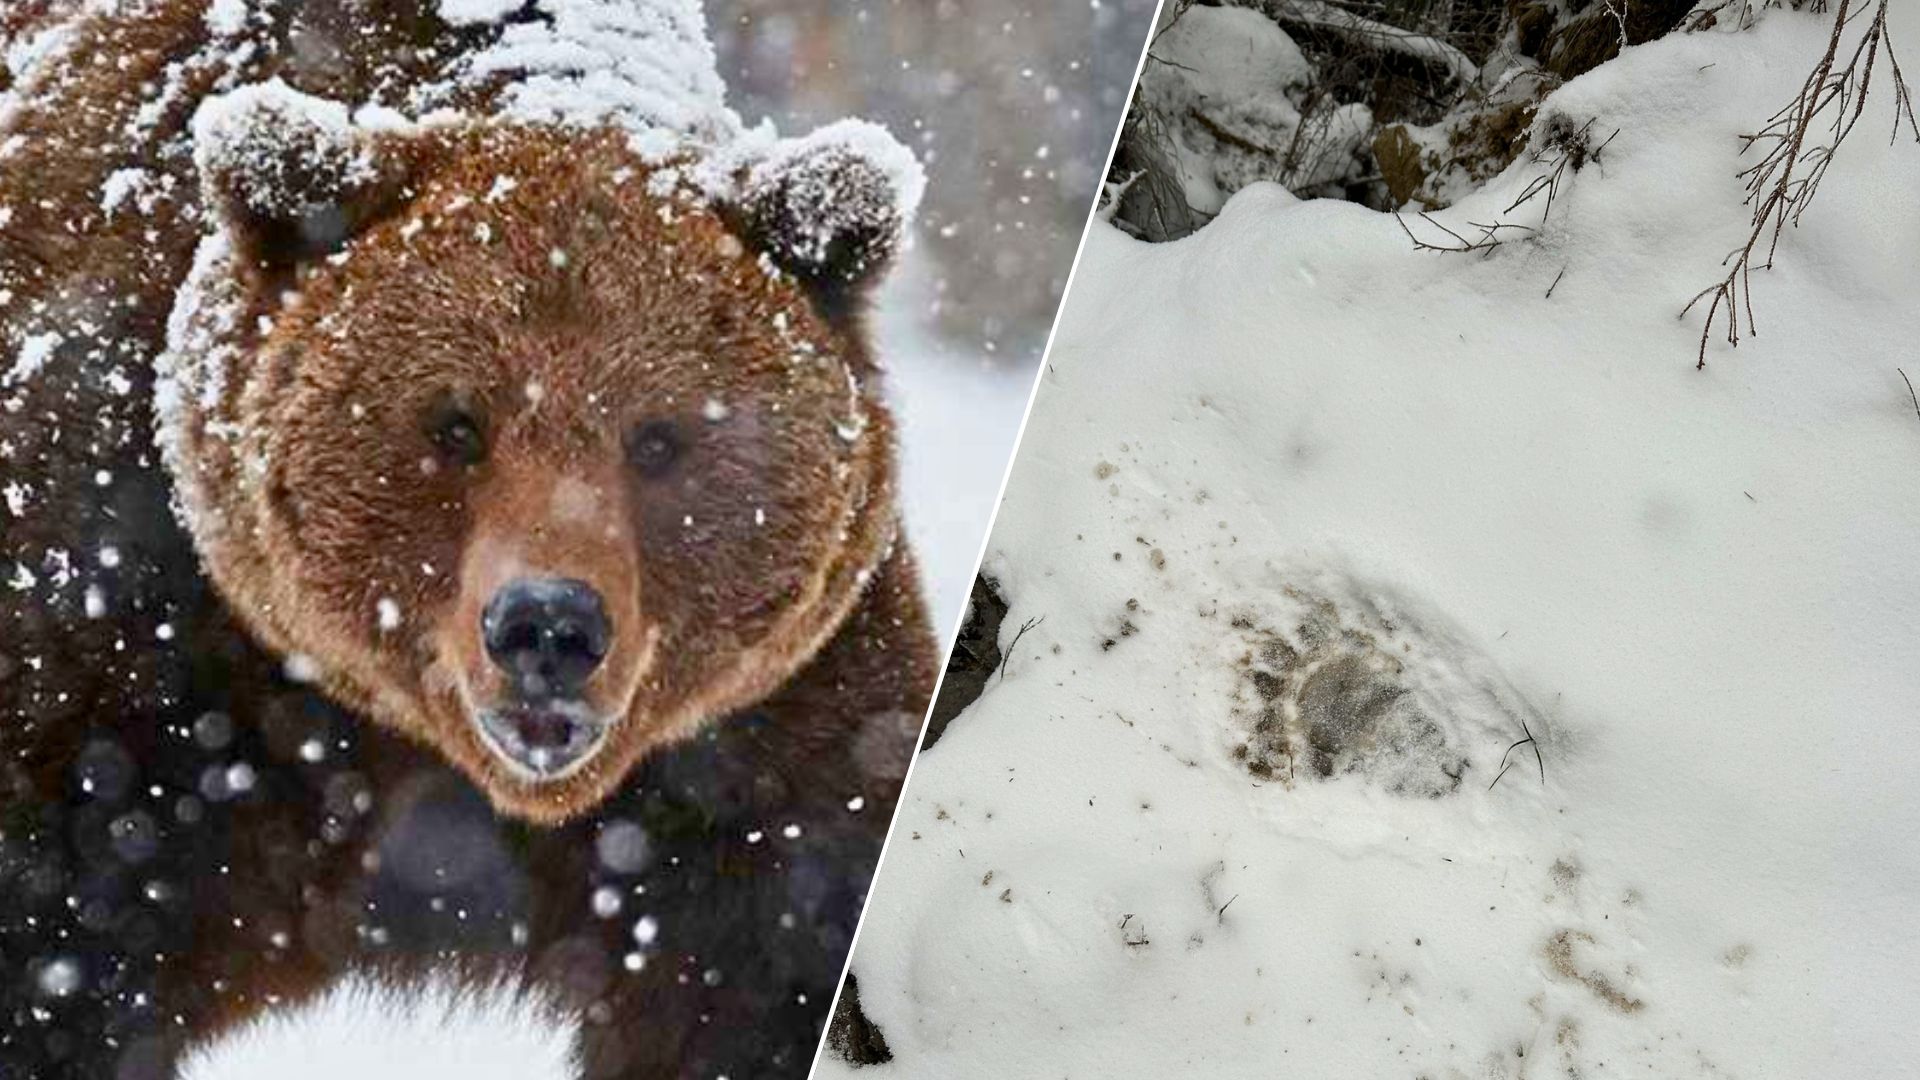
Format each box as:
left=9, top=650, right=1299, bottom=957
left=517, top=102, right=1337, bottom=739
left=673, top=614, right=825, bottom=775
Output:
left=710, top=0, right=1162, bottom=635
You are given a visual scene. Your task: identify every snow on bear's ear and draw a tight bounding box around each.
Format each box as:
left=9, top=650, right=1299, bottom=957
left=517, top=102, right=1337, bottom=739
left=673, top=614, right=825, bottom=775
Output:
left=192, top=79, right=428, bottom=269
left=733, top=119, right=925, bottom=326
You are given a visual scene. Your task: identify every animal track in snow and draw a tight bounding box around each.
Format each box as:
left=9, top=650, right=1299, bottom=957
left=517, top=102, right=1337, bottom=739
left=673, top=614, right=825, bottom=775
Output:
left=1223, top=574, right=1540, bottom=798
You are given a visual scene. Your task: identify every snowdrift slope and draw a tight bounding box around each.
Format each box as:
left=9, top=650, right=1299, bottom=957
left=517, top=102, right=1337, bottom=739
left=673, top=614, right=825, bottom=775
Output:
left=834, top=12, right=1920, bottom=1080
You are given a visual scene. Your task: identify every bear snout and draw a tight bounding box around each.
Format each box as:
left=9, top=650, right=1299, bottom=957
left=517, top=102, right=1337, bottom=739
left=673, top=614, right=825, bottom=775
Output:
left=481, top=576, right=612, bottom=699
left=471, top=577, right=620, bottom=781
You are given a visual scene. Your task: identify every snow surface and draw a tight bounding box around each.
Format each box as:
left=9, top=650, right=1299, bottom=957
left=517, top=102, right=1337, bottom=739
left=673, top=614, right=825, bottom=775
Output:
left=829, top=10, right=1920, bottom=1080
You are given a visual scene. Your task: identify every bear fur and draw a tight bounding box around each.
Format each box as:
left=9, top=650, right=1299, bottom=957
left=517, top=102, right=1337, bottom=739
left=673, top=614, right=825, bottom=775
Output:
left=0, top=2, right=934, bottom=1077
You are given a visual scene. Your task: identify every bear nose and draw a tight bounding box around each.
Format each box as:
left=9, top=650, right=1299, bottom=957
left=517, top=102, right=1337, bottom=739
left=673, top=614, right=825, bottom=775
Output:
left=481, top=578, right=611, bottom=698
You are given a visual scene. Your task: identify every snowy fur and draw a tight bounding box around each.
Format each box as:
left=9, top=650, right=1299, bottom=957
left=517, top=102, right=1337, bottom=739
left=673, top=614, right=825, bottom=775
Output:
left=742, top=119, right=927, bottom=276
left=151, top=226, right=244, bottom=552
left=448, top=0, right=742, bottom=154
left=159, top=1, right=925, bottom=542
left=181, top=972, right=581, bottom=1080
left=192, top=80, right=374, bottom=204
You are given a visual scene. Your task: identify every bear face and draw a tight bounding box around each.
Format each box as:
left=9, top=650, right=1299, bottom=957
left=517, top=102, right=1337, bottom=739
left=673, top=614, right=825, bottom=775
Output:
left=160, top=85, right=919, bottom=824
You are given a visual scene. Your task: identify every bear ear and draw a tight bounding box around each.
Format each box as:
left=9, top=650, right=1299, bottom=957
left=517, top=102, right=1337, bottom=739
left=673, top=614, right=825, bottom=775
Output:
left=732, top=120, right=925, bottom=327
left=192, top=79, right=429, bottom=269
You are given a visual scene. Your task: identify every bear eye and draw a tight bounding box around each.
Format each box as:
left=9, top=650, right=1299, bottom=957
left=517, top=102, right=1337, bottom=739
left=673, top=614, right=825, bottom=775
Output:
left=628, top=419, right=683, bottom=477
left=427, top=406, right=488, bottom=466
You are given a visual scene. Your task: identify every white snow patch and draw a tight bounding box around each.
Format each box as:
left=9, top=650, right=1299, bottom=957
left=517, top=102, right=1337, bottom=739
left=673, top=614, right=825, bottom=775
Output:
left=1154, top=5, right=1314, bottom=106
left=3, top=331, right=60, bottom=387
left=180, top=971, right=579, bottom=1080
left=438, top=0, right=524, bottom=26
left=1, top=15, right=78, bottom=126
left=203, top=0, right=252, bottom=37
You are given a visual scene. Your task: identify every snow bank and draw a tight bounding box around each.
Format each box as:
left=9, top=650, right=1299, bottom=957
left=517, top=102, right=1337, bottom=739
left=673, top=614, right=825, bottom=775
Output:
left=831, top=10, right=1920, bottom=1079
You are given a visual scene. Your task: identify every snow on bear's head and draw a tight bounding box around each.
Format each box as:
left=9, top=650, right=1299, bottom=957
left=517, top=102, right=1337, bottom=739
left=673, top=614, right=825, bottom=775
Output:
left=158, top=80, right=922, bottom=823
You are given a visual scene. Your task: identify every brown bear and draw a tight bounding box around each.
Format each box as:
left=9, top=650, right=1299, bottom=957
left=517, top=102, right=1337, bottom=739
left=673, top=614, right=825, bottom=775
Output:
left=0, top=2, right=935, bottom=1077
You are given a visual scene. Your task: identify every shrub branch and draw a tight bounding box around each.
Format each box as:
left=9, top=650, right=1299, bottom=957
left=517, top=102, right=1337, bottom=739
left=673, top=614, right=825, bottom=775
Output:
left=1684, top=0, right=1919, bottom=368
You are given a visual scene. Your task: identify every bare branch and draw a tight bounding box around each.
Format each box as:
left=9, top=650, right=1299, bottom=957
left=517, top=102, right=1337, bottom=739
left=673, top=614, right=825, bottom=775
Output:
left=1488, top=717, right=1545, bottom=791
left=1395, top=117, right=1613, bottom=268
left=997, top=616, right=1045, bottom=683
left=1686, top=0, right=1919, bottom=368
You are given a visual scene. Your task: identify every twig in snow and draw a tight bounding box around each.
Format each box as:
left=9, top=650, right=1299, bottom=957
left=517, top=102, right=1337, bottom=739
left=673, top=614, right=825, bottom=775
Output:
left=997, top=616, right=1045, bottom=682
left=1505, top=119, right=1618, bottom=223
left=1217, top=894, right=1239, bottom=921
left=1141, top=0, right=1204, bottom=73
left=1546, top=267, right=1567, bottom=299
left=1603, top=0, right=1630, bottom=53
left=1396, top=122, right=1615, bottom=259
left=1395, top=210, right=1505, bottom=254
left=1151, top=0, right=1198, bottom=45
left=1098, top=170, right=1146, bottom=222
left=1684, top=0, right=1919, bottom=369
left=1488, top=716, right=1546, bottom=791
left=1146, top=54, right=1200, bottom=75
left=1901, top=368, right=1920, bottom=423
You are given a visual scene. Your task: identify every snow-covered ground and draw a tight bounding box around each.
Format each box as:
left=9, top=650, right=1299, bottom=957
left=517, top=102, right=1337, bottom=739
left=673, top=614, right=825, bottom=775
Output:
left=829, top=9, right=1920, bottom=1080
